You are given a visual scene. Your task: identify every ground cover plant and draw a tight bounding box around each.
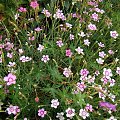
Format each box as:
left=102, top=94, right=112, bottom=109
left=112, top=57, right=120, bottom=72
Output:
left=0, top=0, right=120, bottom=119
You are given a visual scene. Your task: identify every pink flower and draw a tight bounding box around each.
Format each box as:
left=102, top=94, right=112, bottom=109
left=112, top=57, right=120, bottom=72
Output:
left=30, top=0, right=39, bottom=9
left=98, top=42, right=105, bottom=48
left=7, top=52, right=13, bottom=58
left=34, top=27, right=42, bottom=32
left=109, top=79, right=115, bottom=87
left=79, top=109, right=89, bottom=119
left=18, top=7, right=27, bottom=12
left=110, top=31, right=118, bottom=39
left=29, top=36, right=35, bottom=41
left=41, top=55, right=50, bottom=63
left=66, top=49, right=73, bottom=57
left=63, top=68, right=72, bottom=78
left=88, top=23, right=97, bottom=30
left=91, top=12, right=99, bottom=21
left=80, top=69, right=89, bottom=77
left=56, top=40, right=64, bottom=47
left=85, top=104, right=93, bottom=112
left=20, top=56, right=32, bottom=62
left=42, top=8, right=51, bottom=17
left=101, top=76, right=109, bottom=85
left=6, top=105, right=20, bottom=115
left=99, top=51, right=106, bottom=58
left=51, top=99, right=59, bottom=108
left=77, top=82, right=86, bottom=92
left=66, top=108, right=75, bottom=118
left=4, top=73, right=16, bottom=86
left=108, top=50, right=114, bottom=55
left=38, top=108, right=47, bottom=118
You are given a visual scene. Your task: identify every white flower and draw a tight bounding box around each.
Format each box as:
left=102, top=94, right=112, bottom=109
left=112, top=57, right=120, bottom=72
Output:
left=110, top=31, right=118, bottom=39
left=75, top=47, right=84, bottom=55
left=63, top=68, right=72, bottom=78
left=51, top=99, right=59, bottom=109
left=37, top=44, right=44, bottom=52
left=103, top=68, right=112, bottom=79
left=78, top=32, right=86, bottom=37
left=79, top=109, right=89, bottom=119
left=107, top=116, right=117, bottom=120
left=56, top=112, right=64, bottom=120
left=41, top=55, right=50, bottom=63
left=96, top=58, right=104, bottom=64
left=66, top=108, right=75, bottom=118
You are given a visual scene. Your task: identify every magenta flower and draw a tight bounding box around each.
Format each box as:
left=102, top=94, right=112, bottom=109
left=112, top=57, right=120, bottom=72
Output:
left=6, top=105, right=20, bottom=115
left=4, top=73, right=16, bottom=86
left=38, top=108, right=47, bottom=118
left=30, top=0, right=39, bottom=9
left=18, top=7, right=27, bottom=12
left=99, top=101, right=116, bottom=111
left=66, top=49, right=73, bottom=57
left=80, top=69, right=89, bottom=77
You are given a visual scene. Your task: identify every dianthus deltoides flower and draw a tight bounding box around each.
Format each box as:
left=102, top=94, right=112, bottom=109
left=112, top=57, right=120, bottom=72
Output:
left=99, top=101, right=116, bottom=111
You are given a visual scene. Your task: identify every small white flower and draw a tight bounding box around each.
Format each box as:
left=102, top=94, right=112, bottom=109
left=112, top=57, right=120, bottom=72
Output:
left=103, top=68, right=112, bottom=79
left=41, top=55, right=50, bottom=63
left=110, top=31, right=118, bottom=39
left=51, top=99, right=59, bottom=109
left=107, top=116, right=117, bottom=120
left=63, top=68, right=72, bottom=78
left=37, top=44, right=44, bottom=52
left=75, top=47, right=84, bottom=55
left=79, top=109, right=89, bottom=119
left=96, top=58, right=104, bottom=64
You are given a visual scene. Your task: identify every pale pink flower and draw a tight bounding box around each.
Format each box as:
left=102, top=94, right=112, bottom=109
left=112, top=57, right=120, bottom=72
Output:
left=116, top=67, right=120, bottom=75
left=80, top=69, right=89, bottom=77
left=87, top=75, right=95, bottom=84
left=5, top=42, right=14, bottom=51
left=18, top=7, right=27, bottom=12
left=101, top=76, right=109, bottom=85
left=79, top=109, right=89, bottom=119
left=30, top=0, right=39, bottom=9
left=29, top=36, right=35, bottom=41
left=75, top=47, right=84, bottom=55
left=6, top=105, right=20, bottom=115
left=4, top=73, right=16, bottom=86
left=38, top=108, right=47, bottom=118
left=94, top=70, right=100, bottom=76
left=110, top=31, right=118, bottom=39
left=56, top=40, right=64, bottom=47
left=37, top=44, right=44, bottom=52
left=41, top=55, right=50, bottom=63
left=53, top=9, right=66, bottom=21
left=7, top=52, right=13, bottom=58
left=34, top=27, right=42, bottom=32
left=51, top=99, right=59, bottom=108
left=42, top=8, right=51, bottom=17
left=84, top=39, right=90, bottom=46
left=99, top=51, right=106, bottom=58
left=77, top=82, right=86, bottom=92
left=85, top=104, right=93, bottom=112
left=66, top=49, right=73, bottom=57
left=108, top=93, right=116, bottom=102
left=108, top=50, right=114, bottom=55
left=109, top=79, right=115, bottom=87
left=103, top=68, right=112, bottom=79
left=18, top=49, right=24, bottom=54
left=66, top=108, right=75, bottom=118
left=70, top=34, right=74, bottom=40
left=99, top=92, right=106, bottom=100
left=91, top=13, right=99, bottom=21
left=7, top=62, right=16, bottom=67
left=98, top=42, right=105, bottom=48
left=63, top=68, right=72, bottom=78
left=88, top=23, right=97, bottom=30
left=96, top=58, right=104, bottom=64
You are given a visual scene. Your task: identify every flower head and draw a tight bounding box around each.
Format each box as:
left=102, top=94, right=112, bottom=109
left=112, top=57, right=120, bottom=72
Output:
left=4, top=73, right=16, bottom=86
left=38, top=108, right=47, bottom=118
left=41, top=55, right=50, bottom=63
left=79, top=109, right=89, bottom=119
left=110, top=31, right=118, bottom=39
left=51, top=99, right=59, bottom=108
left=63, top=68, right=72, bottom=78
left=66, top=108, right=75, bottom=118
left=30, top=0, right=39, bottom=9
